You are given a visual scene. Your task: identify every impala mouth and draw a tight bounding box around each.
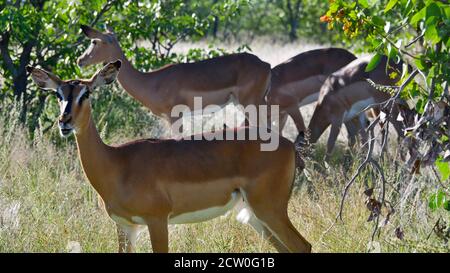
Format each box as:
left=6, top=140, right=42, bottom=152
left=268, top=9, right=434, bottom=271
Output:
left=59, top=128, right=73, bottom=137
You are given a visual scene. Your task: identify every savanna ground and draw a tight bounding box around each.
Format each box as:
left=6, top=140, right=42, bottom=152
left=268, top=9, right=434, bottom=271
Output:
left=0, top=40, right=448, bottom=253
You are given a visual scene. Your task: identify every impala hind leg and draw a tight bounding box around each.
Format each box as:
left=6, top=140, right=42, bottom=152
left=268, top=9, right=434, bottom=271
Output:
left=250, top=219, right=290, bottom=253
left=344, top=118, right=359, bottom=148
left=237, top=207, right=289, bottom=253
left=146, top=216, right=169, bottom=253
left=286, top=106, right=306, bottom=138
left=117, top=223, right=140, bottom=253
left=251, top=208, right=311, bottom=253
left=242, top=191, right=311, bottom=252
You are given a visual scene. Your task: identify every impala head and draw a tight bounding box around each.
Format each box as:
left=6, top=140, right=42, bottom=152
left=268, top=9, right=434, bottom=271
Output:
left=27, top=61, right=122, bottom=137
left=77, top=25, right=120, bottom=67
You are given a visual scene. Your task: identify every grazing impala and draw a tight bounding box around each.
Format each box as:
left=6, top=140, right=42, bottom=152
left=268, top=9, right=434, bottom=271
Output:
left=308, top=55, right=409, bottom=155
left=267, top=48, right=356, bottom=132
left=267, top=48, right=368, bottom=146
left=27, top=61, right=311, bottom=253
left=77, top=25, right=271, bottom=125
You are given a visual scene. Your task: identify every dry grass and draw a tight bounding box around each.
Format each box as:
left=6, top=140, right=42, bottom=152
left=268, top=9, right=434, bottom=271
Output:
left=0, top=113, right=448, bottom=253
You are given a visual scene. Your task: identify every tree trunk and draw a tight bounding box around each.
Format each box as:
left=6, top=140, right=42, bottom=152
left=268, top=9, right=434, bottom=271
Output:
left=283, top=0, right=302, bottom=41
left=211, top=0, right=219, bottom=38
left=13, top=70, right=29, bottom=123
left=289, top=19, right=298, bottom=41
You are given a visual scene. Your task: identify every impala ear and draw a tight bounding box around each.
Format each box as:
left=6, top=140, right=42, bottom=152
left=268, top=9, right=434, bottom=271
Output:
left=80, top=24, right=108, bottom=41
left=26, top=66, right=63, bottom=91
left=88, top=60, right=121, bottom=89
left=105, top=24, right=115, bottom=34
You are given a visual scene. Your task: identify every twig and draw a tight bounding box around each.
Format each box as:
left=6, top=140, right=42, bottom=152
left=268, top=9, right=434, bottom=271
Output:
left=406, top=32, right=425, bottom=48
left=331, top=69, right=419, bottom=243
left=338, top=127, right=376, bottom=221
left=426, top=217, right=442, bottom=240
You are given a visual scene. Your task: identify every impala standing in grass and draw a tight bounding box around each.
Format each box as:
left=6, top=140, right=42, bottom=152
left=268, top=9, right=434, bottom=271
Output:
left=267, top=48, right=368, bottom=146
left=27, top=61, right=311, bottom=253
left=308, top=55, right=413, bottom=155
left=77, top=25, right=271, bottom=126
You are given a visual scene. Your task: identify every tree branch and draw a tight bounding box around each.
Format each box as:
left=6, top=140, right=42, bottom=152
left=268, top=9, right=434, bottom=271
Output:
left=90, top=0, right=117, bottom=26
left=0, top=31, right=17, bottom=78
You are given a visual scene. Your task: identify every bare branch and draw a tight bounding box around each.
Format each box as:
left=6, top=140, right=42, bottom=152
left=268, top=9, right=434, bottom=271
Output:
left=334, top=69, right=420, bottom=240
left=406, top=32, right=425, bottom=48
left=338, top=127, right=376, bottom=221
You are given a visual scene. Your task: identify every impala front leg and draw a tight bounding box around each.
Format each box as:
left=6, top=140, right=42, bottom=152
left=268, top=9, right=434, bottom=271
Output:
left=117, top=224, right=140, bottom=253
left=147, top=216, right=169, bottom=253
left=327, top=120, right=343, bottom=157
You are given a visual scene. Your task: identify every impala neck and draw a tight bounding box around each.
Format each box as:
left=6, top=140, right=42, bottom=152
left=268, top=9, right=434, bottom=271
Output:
left=75, top=108, right=115, bottom=199
left=110, top=44, right=157, bottom=109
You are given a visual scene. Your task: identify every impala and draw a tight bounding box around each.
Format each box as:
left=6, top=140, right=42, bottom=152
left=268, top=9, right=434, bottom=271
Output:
left=267, top=48, right=354, bottom=131
left=267, top=47, right=368, bottom=146
left=77, top=25, right=271, bottom=126
left=27, top=61, right=311, bottom=253
left=308, top=55, right=411, bottom=155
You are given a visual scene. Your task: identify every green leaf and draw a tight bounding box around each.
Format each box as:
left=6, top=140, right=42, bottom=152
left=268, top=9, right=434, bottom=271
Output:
left=428, top=190, right=447, bottom=211
left=415, top=58, right=427, bottom=70
left=436, top=159, right=450, bottom=181
left=408, top=82, right=419, bottom=98
left=426, top=2, right=441, bottom=22
left=329, top=2, right=340, bottom=13
left=365, top=53, right=382, bottom=72
left=425, top=24, right=441, bottom=45
left=370, top=37, right=382, bottom=48
left=416, top=98, right=425, bottom=114
left=359, top=0, right=369, bottom=9
left=444, top=201, right=450, bottom=211
left=372, top=16, right=385, bottom=27
left=384, top=0, right=398, bottom=13
left=445, top=6, right=450, bottom=18
left=387, top=43, right=398, bottom=59
left=410, top=6, right=426, bottom=26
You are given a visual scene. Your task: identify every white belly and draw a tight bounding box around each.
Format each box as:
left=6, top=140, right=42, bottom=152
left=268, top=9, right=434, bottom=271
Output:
left=110, top=191, right=242, bottom=226
left=343, top=97, right=375, bottom=122
left=168, top=191, right=241, bottom=224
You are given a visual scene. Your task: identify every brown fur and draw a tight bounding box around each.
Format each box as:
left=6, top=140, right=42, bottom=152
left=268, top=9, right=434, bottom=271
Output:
left=77, top=26, right=271, bottom=124
left=309, top=55, right=407, bottom=154
left=266, top=48, right=360, bottom=142
left=28, top=62, right=311, bottom=253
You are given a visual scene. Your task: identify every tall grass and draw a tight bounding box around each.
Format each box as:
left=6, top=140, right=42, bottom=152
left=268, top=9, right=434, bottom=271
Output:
left=0, top=100, right=448, bottom=253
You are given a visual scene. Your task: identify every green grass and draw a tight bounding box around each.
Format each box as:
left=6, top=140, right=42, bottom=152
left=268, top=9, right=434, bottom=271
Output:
left=0, top=108, right=449, bottom=253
